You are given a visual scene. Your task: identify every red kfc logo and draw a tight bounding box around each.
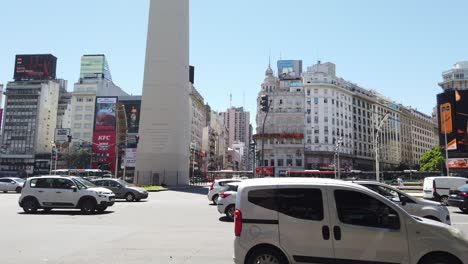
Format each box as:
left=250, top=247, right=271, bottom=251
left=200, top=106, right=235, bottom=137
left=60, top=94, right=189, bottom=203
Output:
left=98, top=135, right=111, bottom=141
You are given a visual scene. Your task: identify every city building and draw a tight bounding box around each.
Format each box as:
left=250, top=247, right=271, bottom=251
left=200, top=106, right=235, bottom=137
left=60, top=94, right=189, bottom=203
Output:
left=255, top=60, right=439, bottom=175
left=220, top=107, right=250, bottom=148
left=189, top=85, right=207, bottom=176
left=255, top=62, right=305, bottom=176
left=0, top=54, right=64, bottom=176
left=202, top=110, right=228, bottom=171
left=437, top=61, right=468, bottom=176
left=70, top=55, right=127, bottom=147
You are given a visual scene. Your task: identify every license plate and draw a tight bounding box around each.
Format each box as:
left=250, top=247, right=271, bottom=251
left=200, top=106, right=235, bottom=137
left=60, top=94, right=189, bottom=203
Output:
left=450, top=194, right=457, bottom=197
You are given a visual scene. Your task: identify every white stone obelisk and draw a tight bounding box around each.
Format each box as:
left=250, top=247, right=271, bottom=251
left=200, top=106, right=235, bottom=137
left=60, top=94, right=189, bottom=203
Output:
left=136, top=0, right=190, bottom=185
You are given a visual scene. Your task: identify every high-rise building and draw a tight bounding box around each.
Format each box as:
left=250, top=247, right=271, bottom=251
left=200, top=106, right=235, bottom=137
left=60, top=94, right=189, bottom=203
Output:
left=70, top=55, right=127, bottom=147
left=255, top=63, right=305, bottom=176
left=437, top=61, right=468, bottom=176
left=0, top=54, right=65, bottom=176
left=220, top=107, right=250, bottom=147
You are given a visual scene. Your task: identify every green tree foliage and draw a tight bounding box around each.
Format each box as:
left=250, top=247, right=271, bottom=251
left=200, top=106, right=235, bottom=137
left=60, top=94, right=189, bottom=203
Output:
left=419, top=146, right=444, bottom=172
left=62, top=149, right=91, bottom=169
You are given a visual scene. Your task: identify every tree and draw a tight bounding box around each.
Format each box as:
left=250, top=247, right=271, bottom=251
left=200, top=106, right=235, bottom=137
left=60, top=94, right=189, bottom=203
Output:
left=419, top=146, right=444, bottom=172
left=62, top=149, right=91, bottom=169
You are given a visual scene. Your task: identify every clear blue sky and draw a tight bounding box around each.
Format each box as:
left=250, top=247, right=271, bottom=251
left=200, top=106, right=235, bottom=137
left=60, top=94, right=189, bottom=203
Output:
left=1, top=0, right=468, bottom=122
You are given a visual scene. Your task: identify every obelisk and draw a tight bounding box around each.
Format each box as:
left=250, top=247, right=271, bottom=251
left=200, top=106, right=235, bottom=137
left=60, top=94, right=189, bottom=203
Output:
left=136, top=0, right=190, bottom=185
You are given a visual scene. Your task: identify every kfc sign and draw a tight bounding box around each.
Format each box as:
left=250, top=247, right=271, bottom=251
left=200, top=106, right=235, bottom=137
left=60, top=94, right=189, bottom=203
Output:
left=98, top=135, right=111, bottom=141
left=92, top=131, right=116, bottom=173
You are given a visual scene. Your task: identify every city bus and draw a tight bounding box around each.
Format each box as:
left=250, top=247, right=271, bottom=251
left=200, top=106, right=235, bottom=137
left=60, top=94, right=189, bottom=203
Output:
left=285, top=170, right=336, bottom=178
left=205, top=170, right=254, bottom=182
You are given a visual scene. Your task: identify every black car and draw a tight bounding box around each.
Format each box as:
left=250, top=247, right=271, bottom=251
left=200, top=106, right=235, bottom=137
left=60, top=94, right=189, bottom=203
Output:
left=448, top=184, right=468, bottom=213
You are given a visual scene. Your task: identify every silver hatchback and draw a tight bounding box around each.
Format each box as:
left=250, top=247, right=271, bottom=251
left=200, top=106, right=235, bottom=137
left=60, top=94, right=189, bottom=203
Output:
left=0, top=177, right=25, bottom=193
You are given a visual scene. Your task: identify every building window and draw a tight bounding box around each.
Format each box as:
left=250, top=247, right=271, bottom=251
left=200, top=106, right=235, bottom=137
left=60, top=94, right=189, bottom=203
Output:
left=307, top=89, right=311, bottom=96
left=75, top=115, right=83, bottom=120
left=86, top=98, right=94, bottom=102
left=277, top=159, right=284, bottom=167
left=295, top=159, right=302, bottom=167
left=76, top=97, right=83, bottom=102
left=85, top=106, right=93, bottom=111
left=75, top=106, right=83, bottom=111
left=74, top=123, right=82, bottom=128
left=314, top=97, right=319, bottom=104
left=315, top=136, right=319, bottom=143
left=85, top=114, right=93, bottom=120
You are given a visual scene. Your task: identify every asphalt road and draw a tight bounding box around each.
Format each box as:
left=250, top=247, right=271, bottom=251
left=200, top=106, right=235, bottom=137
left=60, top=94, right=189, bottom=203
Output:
left=1, top=188, right=468, bottom=264
left=0, top=187, right=234, bottom=264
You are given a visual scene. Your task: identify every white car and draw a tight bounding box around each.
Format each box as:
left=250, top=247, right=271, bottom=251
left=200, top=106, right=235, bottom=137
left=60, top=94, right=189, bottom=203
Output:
left=234, top=178, right=468, bottom=264
left=0, top=177, right=25, bottom=193
left=355, top=181, right=451, bottom=224
left=207, top=178, right=241, bottom=204
left=423, top=176, right=468, bottom=205
left=216, top=182, right=240, bottom=220
left=19, top=176, right=115, bottom=214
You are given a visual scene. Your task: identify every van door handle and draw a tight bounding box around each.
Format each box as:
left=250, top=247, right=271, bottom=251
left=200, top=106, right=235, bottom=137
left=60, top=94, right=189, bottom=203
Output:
left=38, top=191, right=44, bottom=193
left=322, top=226, right=330, bottom=240
left=56, top=191, right=62, bottom=194
left=333, top=226, right=341, bottom=240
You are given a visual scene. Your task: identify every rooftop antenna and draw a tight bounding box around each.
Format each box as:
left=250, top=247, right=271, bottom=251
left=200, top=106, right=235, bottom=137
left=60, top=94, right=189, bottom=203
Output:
left=243, top=91, right=245, bottom=110
left=229, top=93, right=232, bottom=108
left=269, top=49, right=271, bottom=68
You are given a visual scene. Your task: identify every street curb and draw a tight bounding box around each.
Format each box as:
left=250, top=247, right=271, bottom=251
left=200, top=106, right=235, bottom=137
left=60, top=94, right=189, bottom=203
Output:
left=145, top=185, right=208, bottom=192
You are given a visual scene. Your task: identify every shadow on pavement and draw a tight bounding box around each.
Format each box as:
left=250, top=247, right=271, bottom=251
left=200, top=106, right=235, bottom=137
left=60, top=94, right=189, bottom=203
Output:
left=167, top=186, right=209, bottom=196
left=114, top=200, right=148, bottom=203
left=219, top=216, right=233, bottom=222
left=18, top=210, right=114, bottom=216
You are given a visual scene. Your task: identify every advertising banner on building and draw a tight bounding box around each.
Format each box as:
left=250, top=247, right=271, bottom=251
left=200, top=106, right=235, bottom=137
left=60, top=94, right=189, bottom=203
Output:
left=54, top=128, right=71, bottom=144
left=14, top=54, right=57, bottom=81
left=437, top=90, right=468, bottom=153
left=277, top=60, right=302, bottom=80
left=94, top=97, right=117, bottom=131
left=448, top=158, right=468, bottom=169
left=124, top=148, right=137, bottom=168
left=119, top=100, right=141, bottom=134
left=80, top=55, right=105, bottom=78
left=92, top=132, right=116, bottom=171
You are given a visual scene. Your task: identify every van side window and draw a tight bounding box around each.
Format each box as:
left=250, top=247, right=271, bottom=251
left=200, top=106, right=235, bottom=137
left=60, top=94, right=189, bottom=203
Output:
left=335, top=190, right=400, bottom=229
left=248, top=189, right=277, bottom=211
left=278, top=188, right=323, bottom=221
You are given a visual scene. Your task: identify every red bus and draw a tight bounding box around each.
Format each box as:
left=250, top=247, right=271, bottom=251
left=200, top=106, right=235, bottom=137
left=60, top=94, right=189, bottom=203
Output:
left=286, top=170, right=335, bottom=178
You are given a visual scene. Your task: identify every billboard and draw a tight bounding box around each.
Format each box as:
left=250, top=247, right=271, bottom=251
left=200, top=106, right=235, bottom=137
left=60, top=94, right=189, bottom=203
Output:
left=54, top=128, right=71, bottom=144
left=95, top=97, right=117, bottom=131
left=277, top=60, right=302, bottom=80
left=124, top=148, right=137, bottom=168
left=119, top=100, right=141, bottom=134
left=448, top=158, right=468, bottom=169
left=14, top=54, right=57, bottom=81
left=92, top=132, right=116, bottom=172
left=437, top=90, right=468, bottom=153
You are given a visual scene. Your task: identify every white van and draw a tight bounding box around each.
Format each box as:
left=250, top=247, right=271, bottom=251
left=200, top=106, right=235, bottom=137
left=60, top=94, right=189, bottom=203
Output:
left=423, top=176, right=468, bottom=205
left=234, top=178, right=468, bottom=264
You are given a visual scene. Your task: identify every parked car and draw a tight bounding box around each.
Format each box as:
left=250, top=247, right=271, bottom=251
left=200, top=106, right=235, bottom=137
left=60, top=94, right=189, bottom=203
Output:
left=423, top=176, right=468, bottom=205
left=207, top=178, right=242, bottom=204
left=233, top=178, right=468, bottom=264
left=19, top=176, right=115, bottom=214
left=92, top=178, right=148, bottom=202
left=0, top=177, right=25, bottom=193
left=448, top=184, right=468, bottom=213
left=355, top=181, right=451, bottom=224
left=217, top=182, right=240, bottom=220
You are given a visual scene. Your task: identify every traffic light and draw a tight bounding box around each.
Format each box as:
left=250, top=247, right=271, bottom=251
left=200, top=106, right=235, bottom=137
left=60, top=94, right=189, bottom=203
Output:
left=260, top=95, right=269, bottom=112
left=249, top=142, right=256, bottom=153
left=67, top=135, right=72, bottom=143
left=135, top=135, right=140, bottom=144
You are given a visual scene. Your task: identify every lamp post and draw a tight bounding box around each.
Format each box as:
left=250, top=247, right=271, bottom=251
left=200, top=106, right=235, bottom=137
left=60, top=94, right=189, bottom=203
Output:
left=336, top=137, right=343, bottom=179
left=50, top=142, right=57, bottom=174
left=374, top=113, right=389, bottom=182
left=441, top=105, right=450, bottom=176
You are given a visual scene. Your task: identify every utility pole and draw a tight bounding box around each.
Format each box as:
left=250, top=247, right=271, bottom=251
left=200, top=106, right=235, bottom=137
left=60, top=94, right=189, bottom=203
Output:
left=336, top=137, right=343, bottom=179
left=441, top=105, right=450, bottom=176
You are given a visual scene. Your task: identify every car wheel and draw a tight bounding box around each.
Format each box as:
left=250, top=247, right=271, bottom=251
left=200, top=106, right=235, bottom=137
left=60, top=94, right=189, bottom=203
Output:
left=225, top=205, right=235, bottom=221
left=15, top=187, right=22, bottom=193
left=212, top=194, right=219, bottom=205
left=22, top=198, right=38, bottom=214
left=420, top=253, right=462, bottom=264
left=81, top=199, right=96, bottom=214
left=440, top=196, right=449, bottom=206
left=125, top=193, right=135, bottom=202
left=460, top=207, right=468, bottom=213
left=246, top=247, right=288, bottom=264
left=97, top=206, right=107, bottom=212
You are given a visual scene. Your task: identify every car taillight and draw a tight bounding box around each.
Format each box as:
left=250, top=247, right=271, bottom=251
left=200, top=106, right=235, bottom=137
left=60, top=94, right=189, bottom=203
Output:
left=220, top=192, right=231, bottom=198
left=461, top=192, right=468, bottom=197
left=209, top=182, right=214, bottom=191
left=433, top=180, right=437, bottom=194
left=234, top=209, right=242, bottom=237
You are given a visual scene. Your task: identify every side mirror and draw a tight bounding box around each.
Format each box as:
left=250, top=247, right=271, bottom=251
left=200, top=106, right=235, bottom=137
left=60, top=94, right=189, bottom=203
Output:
left=71, top=186, right=78, bottom=192
left=11, top=181, right=16, bottom=184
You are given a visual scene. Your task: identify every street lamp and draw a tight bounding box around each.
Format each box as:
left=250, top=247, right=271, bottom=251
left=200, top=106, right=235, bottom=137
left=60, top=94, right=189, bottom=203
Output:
left=374, top=113, right=389, bottom=182
left=50, top=141, right=57, bottom=174
left=336, top=137, right=343, bottom=179
left=441, top=105, right=450, bottom=176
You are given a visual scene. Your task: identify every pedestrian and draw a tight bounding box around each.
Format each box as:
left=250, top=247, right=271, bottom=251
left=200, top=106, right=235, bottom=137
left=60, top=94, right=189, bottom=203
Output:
left=397, top=177, right=404, bottom=187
